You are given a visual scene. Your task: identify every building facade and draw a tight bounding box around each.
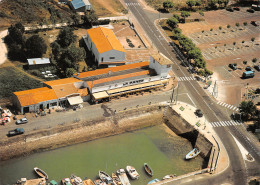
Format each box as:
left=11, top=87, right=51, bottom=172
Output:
left=83, top=27, right=126, bottom=67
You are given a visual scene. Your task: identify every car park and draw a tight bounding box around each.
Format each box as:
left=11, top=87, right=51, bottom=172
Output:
left=195, top=109, right=203, bottom=117
left=8, top=128, right=24, bottom=137
left=229, top=63, right=237, bottom=70
left=242, top=71, right=254, bottom=78
left=245, top=66, right=255, bottom=72
left=254, top=65, right=260, bottom=71
left=16, top=118, right=28, bottom=125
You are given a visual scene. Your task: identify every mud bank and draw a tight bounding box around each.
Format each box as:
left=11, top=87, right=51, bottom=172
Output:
left=0, top=106, right=165, bottom=161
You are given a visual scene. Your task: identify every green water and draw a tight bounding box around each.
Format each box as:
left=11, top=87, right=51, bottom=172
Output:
left=0, top=125, right=204, bottom=185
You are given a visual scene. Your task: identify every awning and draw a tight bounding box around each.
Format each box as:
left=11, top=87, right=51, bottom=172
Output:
left=92, top=91, right=109, bottom=100
left=67, top=96, right=83, bottom=105
left=107, top=79, right=168, bottom=95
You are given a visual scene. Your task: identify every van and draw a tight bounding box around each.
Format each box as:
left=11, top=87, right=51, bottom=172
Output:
left=242, top=71, right=254, bottom=78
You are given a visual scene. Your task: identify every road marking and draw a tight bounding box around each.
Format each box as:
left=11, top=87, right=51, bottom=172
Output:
left=210, top=120, right=243, bottom=127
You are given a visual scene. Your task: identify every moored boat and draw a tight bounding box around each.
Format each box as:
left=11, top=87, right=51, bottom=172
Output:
left=99, top=171, right=114, bottom=184
left=61, top=178, right=72, bottom=185
left=33, top=167, right=48, bottom=180
left=83, top=179, right=95, bottom=185
left=147, top=179, right=160, bottom=184
left=112, top=173, right=122, bottom=185
left=162, top=174, right=176, bottom=180
left=70, top=174, right=83, bottom=185
left=185, top=148, right=201, bottom=159
left=116, top=169, right=130, bottom=185
left=126, top=166, right=139, bottom=180
left=94, top=179, right=107, bottom=185
left=144, top=163, right=153, bottom=176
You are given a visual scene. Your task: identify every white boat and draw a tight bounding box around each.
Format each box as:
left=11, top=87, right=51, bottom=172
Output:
left=99, top=171, right=114, bottom=184
left=162, top=174, right=176, bottom=180
left=185, top=148, right=201, bottom=159
left=116, top=169, right=131, bottom=185
left=70, top=174, right=83, bottom=185
left=126, top=166, right=139, bottom=180
left=33, top=167, right=48, bottom=180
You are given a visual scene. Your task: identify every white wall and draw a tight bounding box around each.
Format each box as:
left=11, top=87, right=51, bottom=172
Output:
left=149, top=56, right=172, bottom=79
left=99, top=50, right=125, bottom=64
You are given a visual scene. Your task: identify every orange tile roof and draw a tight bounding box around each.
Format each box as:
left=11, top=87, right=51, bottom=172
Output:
left=14, top=87, right=57, bottom=107
left=87, top=70, right=149, bottom=88
left=51, top=84, right=80, bottom=99
left=44, top=78, right=82, bottom=87
left=87, top=27, right=126, bottom=53
left=76, top=61, right=149, bottom=79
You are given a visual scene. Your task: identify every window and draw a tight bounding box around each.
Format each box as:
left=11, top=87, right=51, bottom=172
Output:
left=167, top=64, right=171, bottom=68
left=101, top=57, right=104, bottom=62
left=109, top=57, right=115, bottom=59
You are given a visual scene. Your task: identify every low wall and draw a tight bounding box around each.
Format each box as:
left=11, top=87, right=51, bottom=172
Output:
left=163, top=107, right=212, bottom=158
left=0, top=106, right=164, bottom=161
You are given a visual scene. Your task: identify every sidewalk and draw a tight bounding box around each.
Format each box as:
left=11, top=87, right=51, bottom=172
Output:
left=171, top=101, right=229, bottom=174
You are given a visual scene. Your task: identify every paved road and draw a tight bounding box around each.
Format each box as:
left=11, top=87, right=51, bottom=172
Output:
left=124, top=0, right=260, bottom=184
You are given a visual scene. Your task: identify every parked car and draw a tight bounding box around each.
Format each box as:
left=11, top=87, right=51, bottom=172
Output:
left=242, top=71, right=254, bottom=78
left=195, top=109, right=203, bottom=117
left=233, top=7, right=240, bottom=11
left=8, top=128, right=24, bottom=137
left=247, top=9, right=255, bottom=13
left=226, top=7, right=234, bottom=12
left=254, top=65, right=260, bottom=71
left=229, top=63, right=237, bottom=70
left=16, top=118, right=28, bottom=125
left=251, top=21, right=259, bottom=26
left=245, top=66, right=255, bottom=72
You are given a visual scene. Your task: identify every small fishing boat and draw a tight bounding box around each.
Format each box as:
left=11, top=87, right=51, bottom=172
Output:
left=185, top=148, right=201, bottom=159
left=70, top=174, right=83, bottom=185
left=116, top=169, right=130, bottom=185
left=83, top=179, right=95, bottom=185
left=162, top=174, right=176, bottom=180
left=61, top=178, right=72, bottom=185
left=147, top=179, right=160, bottom=184
left=112, top=173, right=122, bottom=185
left=34, top=167, right=48, bottom=180
left=144, top=163, right=153, bottom=176
left=99, top=171, right=114, bottom=184
left=126, top=166, right=139, bottom=180
left=94, top=179, right=107, bottom=185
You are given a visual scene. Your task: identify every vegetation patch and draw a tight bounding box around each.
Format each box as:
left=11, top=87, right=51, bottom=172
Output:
left=0, top=67, right=42, bottom=99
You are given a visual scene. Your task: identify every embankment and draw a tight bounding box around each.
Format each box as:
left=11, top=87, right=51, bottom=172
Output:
left=0, top=106, right=164, bottom=161
left=163, top=106, right=213, bottom=158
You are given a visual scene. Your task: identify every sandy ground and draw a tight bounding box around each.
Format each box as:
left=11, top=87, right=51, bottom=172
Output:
left=0, top=30, right=7, bottom=66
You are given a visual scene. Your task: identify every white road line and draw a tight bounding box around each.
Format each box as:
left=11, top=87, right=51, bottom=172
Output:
left=223, top=121, right=227, bottom=126
left=230, top=105, right=234, bottom=109
left=219, top=102, right=224, bottom=106
left=220, top=121, right=225, bottom=126
left=217, top=101, right=221, bottom=105
left=225, top=104, right=229, bottom=108
left=236, top=121, right=241, bottom=125
left=226, top=121, right=231, bottom=126
left=211, top=122, right=215, bottom=127
left=232, top=106, right=237, bottom=110
left=236, top=108, right=239, bottom=111
left=227, top=105, right=231, bottom=108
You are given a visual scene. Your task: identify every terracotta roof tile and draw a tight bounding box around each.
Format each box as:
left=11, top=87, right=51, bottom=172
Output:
left=87, top=27, right=125, bottom=53
left=14, top=87, right=57, bottom=107
left=76, top=61, right=149, bottom=79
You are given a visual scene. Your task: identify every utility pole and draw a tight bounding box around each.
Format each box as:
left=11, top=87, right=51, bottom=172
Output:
left=246, top=83, right=249, bottom=100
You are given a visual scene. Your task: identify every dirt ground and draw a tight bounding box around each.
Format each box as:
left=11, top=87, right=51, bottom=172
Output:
left=179, top=8, right=260, bottom=105
left=113, top=21, right=157, bottom=63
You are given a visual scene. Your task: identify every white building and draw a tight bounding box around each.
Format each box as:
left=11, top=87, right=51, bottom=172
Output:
left=83, top=27, right=126, bottom=67
left=69, top=0, right=92, bottom=12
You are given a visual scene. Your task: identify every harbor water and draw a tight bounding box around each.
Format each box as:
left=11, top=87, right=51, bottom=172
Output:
left=0, top=125, right=204, bottom=185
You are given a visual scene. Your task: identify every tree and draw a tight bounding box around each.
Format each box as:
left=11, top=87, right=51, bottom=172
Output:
left=186, top=0, right=196, bottom=10
left=219, top=26, right=222, bottom=30
left=208, top=0, right=217, bottom=9
left=187, top=48, right=202, bottom=59
left=71, top=14, right=81, bottom=25
left=51, top=41, right=61, bottom=59
left=227, top=24, right=231, bottom=29
left=65, top=68, right=77, bottom=77
left=172, top=14, right=180, bottom=21
left=252, top=58, right=257, bottom=63
left=180, top=11, right=190, bottom=22
left=235, top=22, right=240, bottom=30
left=195, top=0, right=202, bottom=6
left=63, top=46, right=86, bottom=63
left=243, top=22, right=247, bottom=27
left=239, top=101, right=257, bottom=120
left=167, top=17, right=179, bottom=29
left=83, top=10, right=98, bottom=28
left=251, top=37, right=255, bottom=47
left=7, top=23, right=25, bottom=46
left=243, top=60, right=247, bottom=65
left=199, top=11, right=204, bottom=16
left=163, top=0, right=174, bottom=11
left=241, top=40, right=245, bottom=48
left=25, top=35, right=47, bottom=58
left=57, top=27, right=77, bottom=48
left=233, top=41, right=236, bottom=50
left=173, top=28, right=182, bottom=34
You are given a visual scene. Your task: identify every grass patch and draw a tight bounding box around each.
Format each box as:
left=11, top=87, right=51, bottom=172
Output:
left=179, top=106, right=185, bottom=111
left=0, top=67, right=42, bottom=99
